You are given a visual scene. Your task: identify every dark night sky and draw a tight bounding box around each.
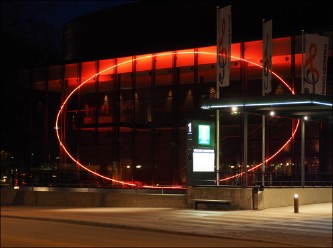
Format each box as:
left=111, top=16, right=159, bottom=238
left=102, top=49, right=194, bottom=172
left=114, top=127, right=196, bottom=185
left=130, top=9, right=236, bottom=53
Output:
left=1, top=0, right=136, bottom=51
left=0, top=1, right=133, bottom=159
left=1, top=0, right=137, bottom=66
left=42, top=0, right=136, bottom=28
left=2, top=1, right=135, bottom=28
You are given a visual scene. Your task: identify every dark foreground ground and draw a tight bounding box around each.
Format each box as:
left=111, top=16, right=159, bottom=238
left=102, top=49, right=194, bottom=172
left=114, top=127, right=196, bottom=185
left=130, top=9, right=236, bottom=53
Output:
left=1, top=203, right=332, bottom=247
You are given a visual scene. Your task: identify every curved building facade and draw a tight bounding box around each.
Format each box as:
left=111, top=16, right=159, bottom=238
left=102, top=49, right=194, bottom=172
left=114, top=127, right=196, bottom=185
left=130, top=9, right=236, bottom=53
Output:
left=18, top=1, right=332, bottom=187
left=63, top=1, right=332, bottom=62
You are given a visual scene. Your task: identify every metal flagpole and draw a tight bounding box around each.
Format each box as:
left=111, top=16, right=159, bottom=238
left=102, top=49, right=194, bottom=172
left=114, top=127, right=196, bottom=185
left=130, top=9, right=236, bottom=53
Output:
left=301, top=30, right=305, bottom=187
left=216, top=6, right=220, bottom=186
left=261, top=117, right=265, bottom=186
left=301, top=30, right=304, bottom=94
left=301, top=118, right=305, bottom=187
left=261, top=19, right=266, bottom=187
left=244, top=113, right=248, bottom=187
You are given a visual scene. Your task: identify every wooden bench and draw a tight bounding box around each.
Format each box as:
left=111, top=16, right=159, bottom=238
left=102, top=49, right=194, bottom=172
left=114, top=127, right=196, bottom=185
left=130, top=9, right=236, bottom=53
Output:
left=193, top=199, right=233, bottom=210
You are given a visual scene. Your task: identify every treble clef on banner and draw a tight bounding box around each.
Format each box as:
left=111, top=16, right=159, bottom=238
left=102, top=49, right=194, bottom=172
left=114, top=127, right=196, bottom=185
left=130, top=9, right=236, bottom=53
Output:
left=263, top=32, right=271, bottom=91
left=304, top=43, right=319, bottom=93
left=218, top=18, right=227, bottom=84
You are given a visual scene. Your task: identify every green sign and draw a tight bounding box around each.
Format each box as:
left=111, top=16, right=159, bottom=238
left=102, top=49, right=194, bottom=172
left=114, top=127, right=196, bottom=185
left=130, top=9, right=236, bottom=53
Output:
left=198, top=125, right=210, bottom=145
left=191, top=120, right=215, bottom=149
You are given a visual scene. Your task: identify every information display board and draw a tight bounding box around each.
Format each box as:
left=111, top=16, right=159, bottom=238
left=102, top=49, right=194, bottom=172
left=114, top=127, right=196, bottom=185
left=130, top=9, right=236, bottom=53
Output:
left=193, top=149, right=215, bottom=172
left=186, top=120, right=216, bottom=186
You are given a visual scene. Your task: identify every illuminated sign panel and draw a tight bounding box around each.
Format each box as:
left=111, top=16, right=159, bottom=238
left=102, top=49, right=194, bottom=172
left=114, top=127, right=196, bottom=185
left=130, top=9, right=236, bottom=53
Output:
left=193, top=149, right=215, bottom=172
left=186, top=120, right=216, bottom=186
left=198, top=125, right=210, bottom=145
left=192, top=120, right=215, bottom=149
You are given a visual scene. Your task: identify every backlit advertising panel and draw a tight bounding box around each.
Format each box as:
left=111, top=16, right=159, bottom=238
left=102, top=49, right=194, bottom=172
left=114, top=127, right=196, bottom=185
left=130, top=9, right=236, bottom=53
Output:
left=193, top=149, right=215, bottom=172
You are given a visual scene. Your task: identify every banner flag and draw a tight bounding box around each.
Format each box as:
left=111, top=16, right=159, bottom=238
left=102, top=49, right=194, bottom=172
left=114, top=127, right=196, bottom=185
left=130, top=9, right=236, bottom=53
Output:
left=262, top=20, right=272, bottom=94
left=303, top=34, right=329, bottom=95
left=217, top=5, right=232, bottom=87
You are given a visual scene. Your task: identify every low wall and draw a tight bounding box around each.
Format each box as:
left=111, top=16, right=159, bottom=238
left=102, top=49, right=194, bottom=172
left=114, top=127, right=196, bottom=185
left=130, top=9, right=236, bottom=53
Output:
left=187, top=187, right=253, bottom=210
left=187, top=186, right=332, bottom=210
left=0, top=190, right=187, bottom=208
left=262, top=187, right=332, bottom=208
left=2, top=187, right=331, bottom=210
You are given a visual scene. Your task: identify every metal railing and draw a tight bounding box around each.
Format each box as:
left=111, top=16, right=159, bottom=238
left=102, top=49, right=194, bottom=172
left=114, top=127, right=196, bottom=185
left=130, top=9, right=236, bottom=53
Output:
left=218, top=171, right=333, bottom=187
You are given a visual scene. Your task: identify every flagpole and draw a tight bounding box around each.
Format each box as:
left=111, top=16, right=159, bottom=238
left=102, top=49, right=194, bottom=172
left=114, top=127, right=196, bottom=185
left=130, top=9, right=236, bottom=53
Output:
left=301, top=30, right=304, bottom=94
left=216, top=6, right=220, bottom=186
left=261, top=19, right=266, bottom=187
left=301, top=30, right=305, bottom=187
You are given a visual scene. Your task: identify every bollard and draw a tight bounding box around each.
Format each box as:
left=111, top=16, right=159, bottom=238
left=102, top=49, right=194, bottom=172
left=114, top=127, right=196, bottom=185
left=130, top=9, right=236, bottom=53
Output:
left=294, top=194, right=299, bottom=213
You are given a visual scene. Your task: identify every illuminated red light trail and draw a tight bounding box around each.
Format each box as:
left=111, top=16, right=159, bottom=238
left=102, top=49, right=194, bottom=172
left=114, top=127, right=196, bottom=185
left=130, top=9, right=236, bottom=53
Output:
left=55, top=51, right=298, bottom=187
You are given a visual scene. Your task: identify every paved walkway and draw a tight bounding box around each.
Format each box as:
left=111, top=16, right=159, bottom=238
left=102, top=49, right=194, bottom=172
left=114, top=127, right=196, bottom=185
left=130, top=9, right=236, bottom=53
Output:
left=1, top=203, right=332, bottom=247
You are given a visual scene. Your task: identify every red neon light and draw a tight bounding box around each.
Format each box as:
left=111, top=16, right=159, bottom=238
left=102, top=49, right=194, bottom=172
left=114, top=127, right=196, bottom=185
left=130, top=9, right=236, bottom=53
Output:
left=55, top=51, right=298, bottom=187
left=220, top=120, right=299, bottom=182
left=219, top=55, right=297, bottom=182
left=142, top=185, right=186, bottom=189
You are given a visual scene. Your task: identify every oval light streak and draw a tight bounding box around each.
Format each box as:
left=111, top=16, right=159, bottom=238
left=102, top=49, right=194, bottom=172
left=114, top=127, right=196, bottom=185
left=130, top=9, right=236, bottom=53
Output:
left=219, top=55, right=298, bottom=182
left=55, top=51, right=298, bottom=187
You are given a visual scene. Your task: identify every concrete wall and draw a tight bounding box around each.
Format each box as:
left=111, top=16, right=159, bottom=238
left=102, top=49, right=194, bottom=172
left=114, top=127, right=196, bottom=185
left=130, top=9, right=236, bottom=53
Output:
left=262, top=187, right=333, bottom=209
left=1, top=190, right=187, bottom=208
left=187, top=187, right=253, bottom=210
left=187, top=187, right=332, bottom=210
left=2, top=187, right=331, bottom=209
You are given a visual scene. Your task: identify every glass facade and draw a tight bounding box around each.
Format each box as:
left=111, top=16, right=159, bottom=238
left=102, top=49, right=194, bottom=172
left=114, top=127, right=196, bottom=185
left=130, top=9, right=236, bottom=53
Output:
left=20, top=36, right=332, bottom=188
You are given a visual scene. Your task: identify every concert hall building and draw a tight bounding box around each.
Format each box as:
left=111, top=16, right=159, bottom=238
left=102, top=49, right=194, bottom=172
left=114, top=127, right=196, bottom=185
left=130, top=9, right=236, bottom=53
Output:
left=18, top=1, right=332, bottom=187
